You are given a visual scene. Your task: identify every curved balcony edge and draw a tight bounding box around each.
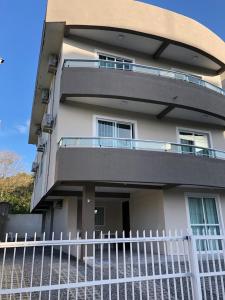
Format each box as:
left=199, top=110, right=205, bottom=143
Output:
left=60, top=67, right=225, bottom=122
left=55, top=147, right=225, bottom=189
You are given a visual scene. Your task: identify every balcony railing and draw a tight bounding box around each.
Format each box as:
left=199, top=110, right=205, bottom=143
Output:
left=63, top=59, right=225, bottom=96
left=59, top=137, right=225, bottom=160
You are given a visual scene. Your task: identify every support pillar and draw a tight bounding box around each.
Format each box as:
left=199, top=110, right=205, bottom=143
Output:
left=81, top=184, right=95, bottom=258
left=49, top=205, right=54, bottom=240
left=41, top=212, right=46, bottom=234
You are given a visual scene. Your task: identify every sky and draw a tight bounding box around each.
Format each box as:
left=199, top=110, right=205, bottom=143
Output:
left=0, top=0, right=225, bottom=172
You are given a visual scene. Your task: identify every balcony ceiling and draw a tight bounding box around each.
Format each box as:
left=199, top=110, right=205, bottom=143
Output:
left=66, top=96, right=225, bottom=127
left=69, top=27, right=221, bottom=74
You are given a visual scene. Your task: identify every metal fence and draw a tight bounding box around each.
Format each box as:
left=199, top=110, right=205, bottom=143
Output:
left=0, top=230, right=225, bottom=299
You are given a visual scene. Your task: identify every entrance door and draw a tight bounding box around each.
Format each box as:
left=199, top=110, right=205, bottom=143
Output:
left=122, top=201, right=130, bottom=238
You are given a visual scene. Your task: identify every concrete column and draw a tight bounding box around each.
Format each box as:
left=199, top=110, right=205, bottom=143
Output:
left=82, top=184, right=95, bottom=238
left=81, top=184, right=95, bottom=259
left=41, top=212, right=46, bottom=234
left=49, top=205, right=54, bottom=240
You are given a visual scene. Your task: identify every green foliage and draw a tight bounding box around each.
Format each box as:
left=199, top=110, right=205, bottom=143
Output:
left=0, top=173, right=34, bottom=214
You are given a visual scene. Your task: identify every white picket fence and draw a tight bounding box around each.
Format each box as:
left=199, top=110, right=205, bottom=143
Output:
left=0, top=230, right=225, bottom=299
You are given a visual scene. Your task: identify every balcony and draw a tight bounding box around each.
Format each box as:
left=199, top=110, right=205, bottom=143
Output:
left=55, top=137, right=225, bottom=189
left=64, top=59, right=225, bottom=96
left=60, top=60, right=225, bottom=125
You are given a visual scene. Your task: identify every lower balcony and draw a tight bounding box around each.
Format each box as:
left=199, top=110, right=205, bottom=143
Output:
left=55, top=137, right=225, bottom=189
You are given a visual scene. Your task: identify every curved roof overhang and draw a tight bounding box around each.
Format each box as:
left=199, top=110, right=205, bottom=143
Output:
left=46, top=0, right=225, bottom=75
left=29, top=0, right=225, bottom=144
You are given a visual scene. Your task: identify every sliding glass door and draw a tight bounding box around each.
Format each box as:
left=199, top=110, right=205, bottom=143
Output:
left=97, top=119, right=133, bottom=148
left=179, top=130, right=211, bottom=157
left=188, top=196, right=221, bottom=250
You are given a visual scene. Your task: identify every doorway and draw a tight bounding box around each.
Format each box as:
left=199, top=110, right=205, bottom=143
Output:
left=122, top=201, right=130, bottom=237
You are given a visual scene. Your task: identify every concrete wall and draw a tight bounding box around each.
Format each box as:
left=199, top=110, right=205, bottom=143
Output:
left=5, top=214, right=43, bottom=238
left=163, top=190, right=188, bottom=232
left=52, top=197, right=78, bottom=239
left=130, top=190, right=165, bottom=233
left=95, top=200, right=123, bottom=233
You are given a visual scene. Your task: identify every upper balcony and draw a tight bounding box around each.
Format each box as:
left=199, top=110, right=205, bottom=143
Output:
left=55, top=137, right=225, bottom=189
left=60, top=59, right=225, bottom=125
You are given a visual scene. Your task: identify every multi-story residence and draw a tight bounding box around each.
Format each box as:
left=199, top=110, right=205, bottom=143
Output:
left=29, top=0, right=225, bottom=243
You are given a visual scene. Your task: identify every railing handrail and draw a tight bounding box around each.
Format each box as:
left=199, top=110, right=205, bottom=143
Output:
left=58, top=137, right=225, bottom=157
left=63, top=59, right=225, bottom=95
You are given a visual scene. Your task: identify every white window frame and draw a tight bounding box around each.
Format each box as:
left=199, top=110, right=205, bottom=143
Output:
left=95, top=206, right=105, bottom=227
left=93, top=115, right=138, bottom=139
left=185, top=192, right=224, bottom=236
left=176, top=127, right=213, bottom=148
left=95, top=50, right=135, bottom=70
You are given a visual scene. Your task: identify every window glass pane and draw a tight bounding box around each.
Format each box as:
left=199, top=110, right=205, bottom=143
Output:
left=98, top=54, right=133, bottom=71
left=188, top=197, right=204, bottom=225
left=194, top=133, right=209, bottom=148
left=204, top=198, right=219, bottom=225
left=98, top=120, right=114, bottom=147
left=116, top=58, right=123, bottom=70
left=117, top=123, right=132, bottom=139
left=180, top=132, right=194, bottom=154
left=95, top=207, right=104, bottom=226
left=189, top=196, right=221, bottom=251
left=124, top=59, right=133, bottom=71
left=116, top=123, right=132, bottom=148
left=98, top=120, right=114, bottom=137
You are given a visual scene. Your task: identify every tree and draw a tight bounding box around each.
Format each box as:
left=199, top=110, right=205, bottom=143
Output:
left=0, top=151, right=24, bottom=178
left=0, top=151, right=33, bottom=213
left=0, top=173, right=33, bottom=213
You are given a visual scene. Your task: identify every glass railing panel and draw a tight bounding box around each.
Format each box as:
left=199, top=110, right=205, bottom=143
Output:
left=159, top=70, right=175, bottom=79
left=59, top=138, right=225, bottom=161
left=63, top=59, right=225, bottom=97
left=174, top=73, right=187, bottom=81
left=187, top=75, right=202, bottom=85
left=214, top=150, right=225, bottom=160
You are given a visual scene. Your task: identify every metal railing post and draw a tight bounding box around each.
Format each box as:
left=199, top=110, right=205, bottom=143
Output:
left=187, top=234, right=203, bottom=300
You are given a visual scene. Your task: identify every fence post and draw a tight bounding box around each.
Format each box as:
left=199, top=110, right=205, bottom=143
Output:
left=187, top=234, right=203, bottom=300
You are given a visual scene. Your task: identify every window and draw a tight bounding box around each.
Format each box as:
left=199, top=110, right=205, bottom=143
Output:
left=179, top=130, right=211, bottom=157
left=188, top=196, right=221, bottom=250
left=95, top=207, right=104, bottom=226
left=97, top=119, right=134, bottom=148
left=98, top=54, right=133, bottom=71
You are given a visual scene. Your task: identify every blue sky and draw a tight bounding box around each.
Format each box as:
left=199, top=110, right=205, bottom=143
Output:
left=0, top=0, right=225, bottom=172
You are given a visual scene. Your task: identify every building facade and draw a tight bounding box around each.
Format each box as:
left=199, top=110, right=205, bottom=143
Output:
left=29, top=0, right=225, bottom=242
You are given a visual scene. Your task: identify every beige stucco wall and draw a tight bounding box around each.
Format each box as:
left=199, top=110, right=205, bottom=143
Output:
left=163, top=190, right=188, bottom=232
left=130, top=190, right=165, bottom=233
left=94, top=200, right=123, bottom=233
left=53, top=197, right=78, bottom=239
left=57, top=102, right=225, bottom=151
left=46, top=0, right=225, bottom=68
